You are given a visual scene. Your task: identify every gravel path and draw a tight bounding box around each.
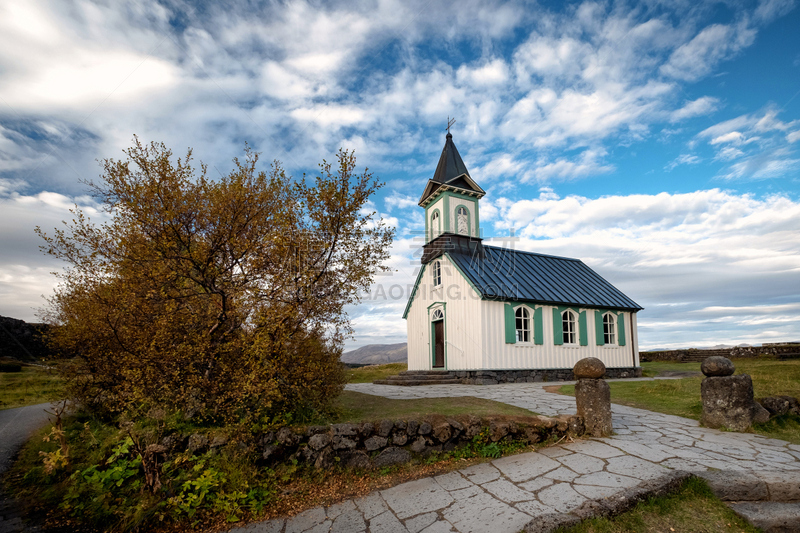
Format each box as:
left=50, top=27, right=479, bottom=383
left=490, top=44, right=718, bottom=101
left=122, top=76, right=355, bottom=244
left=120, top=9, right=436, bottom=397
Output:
left=225, top=379, right=800, bottom=533
left=0, top=403, right=53, bottom=533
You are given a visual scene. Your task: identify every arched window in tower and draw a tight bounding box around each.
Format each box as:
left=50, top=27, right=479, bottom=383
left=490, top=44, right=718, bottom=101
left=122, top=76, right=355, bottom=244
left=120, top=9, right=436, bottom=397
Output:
left=431, top=210, right=440, bottom=239
left=457, top=206, right=469, bottom=235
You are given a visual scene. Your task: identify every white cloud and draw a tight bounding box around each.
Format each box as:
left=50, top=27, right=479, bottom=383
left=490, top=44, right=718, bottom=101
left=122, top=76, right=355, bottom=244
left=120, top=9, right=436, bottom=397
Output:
left=669, top=97, right=720, bottom=122
left=665, top=154, right=701, bottom=171
left=661, top=21, right=756, bottom=81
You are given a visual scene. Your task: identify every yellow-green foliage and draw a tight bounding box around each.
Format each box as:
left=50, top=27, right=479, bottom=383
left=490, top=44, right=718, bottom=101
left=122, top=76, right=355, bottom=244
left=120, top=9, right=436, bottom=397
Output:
left=36, top=139, right=393, bottom=423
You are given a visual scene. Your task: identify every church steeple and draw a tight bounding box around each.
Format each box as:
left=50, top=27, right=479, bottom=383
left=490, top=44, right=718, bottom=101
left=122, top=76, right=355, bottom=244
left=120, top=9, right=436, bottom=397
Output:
left=419, top=132, right=485, bottom=250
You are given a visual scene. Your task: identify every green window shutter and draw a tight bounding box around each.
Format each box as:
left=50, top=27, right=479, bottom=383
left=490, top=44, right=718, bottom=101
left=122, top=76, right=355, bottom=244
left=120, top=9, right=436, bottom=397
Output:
left=533, top=307, right=544, bottom=345
left=552, top=308, right=563, bottom=345
left=617, top=312, right=626, bottom=346
left=504, top=303, right=516, bottom=344
left=579, top=311, right=588, bottom=346
left=595, top=310, right=604, bottom=346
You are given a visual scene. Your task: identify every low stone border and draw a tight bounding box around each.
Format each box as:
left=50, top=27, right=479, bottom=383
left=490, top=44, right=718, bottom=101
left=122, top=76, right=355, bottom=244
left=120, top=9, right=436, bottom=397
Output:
left=253, top=414, right=585, bottom=470
left=522, top=470, right=693, bottom=533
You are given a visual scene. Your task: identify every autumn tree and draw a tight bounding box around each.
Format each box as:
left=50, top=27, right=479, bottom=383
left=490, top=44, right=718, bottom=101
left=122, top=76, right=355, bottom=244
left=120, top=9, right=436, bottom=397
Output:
left=37, top=138, right=394, bottom=422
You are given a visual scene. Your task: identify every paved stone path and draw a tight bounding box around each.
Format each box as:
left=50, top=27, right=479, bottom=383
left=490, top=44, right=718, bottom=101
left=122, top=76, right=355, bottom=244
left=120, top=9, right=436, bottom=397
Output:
left=230, top=379, right=800, bottom=533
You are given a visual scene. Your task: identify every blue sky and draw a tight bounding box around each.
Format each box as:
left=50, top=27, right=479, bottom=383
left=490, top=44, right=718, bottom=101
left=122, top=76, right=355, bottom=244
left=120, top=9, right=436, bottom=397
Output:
left=1, top=0, right=799, bottom=351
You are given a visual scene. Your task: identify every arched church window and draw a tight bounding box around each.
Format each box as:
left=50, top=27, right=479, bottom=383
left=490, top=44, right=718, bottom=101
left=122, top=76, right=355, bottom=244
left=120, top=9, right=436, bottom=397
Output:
left=432, top=260, right=442, bottom=287
left=603, top=312, right=616, bottom=345
left=515, top=306, right=530, bottom=343
left=457, top=206, right=469, bottom=235
left=432, top=308, right=444, bottom=321
left=562, top=310, right=577, bottom=345
left=431, top=210, right=440, bottom=239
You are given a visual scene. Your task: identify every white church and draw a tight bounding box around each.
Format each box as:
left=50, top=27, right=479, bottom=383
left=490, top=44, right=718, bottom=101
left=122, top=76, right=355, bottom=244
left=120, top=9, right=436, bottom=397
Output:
left=401, top=133, right=643, bottom=383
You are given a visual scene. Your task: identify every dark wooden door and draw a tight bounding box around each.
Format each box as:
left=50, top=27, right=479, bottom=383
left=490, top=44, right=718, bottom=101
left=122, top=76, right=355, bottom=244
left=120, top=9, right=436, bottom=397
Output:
left=433, top=320, right=444, bottom=368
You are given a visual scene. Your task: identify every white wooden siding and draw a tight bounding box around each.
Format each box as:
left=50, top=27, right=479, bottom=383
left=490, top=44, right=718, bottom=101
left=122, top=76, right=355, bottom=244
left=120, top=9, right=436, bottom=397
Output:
left=479, top=301, right=636, bottom=370
left=405, top=255, right=483, bottom=370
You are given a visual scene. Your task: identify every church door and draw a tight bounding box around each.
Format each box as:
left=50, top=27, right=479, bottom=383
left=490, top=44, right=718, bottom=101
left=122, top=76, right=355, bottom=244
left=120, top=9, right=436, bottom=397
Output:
left=433, top=320, right=444, bottom=368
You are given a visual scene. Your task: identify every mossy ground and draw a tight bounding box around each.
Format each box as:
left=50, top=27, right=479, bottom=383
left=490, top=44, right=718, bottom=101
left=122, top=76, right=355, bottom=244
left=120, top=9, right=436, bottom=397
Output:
left=556, top=477, right=759, bottom=533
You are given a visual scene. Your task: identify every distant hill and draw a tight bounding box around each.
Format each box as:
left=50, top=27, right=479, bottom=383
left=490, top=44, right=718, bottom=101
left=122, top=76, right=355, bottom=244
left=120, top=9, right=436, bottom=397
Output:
left=0, top=315, right=50, bottom=362
left=341, top=343, right=407, bottom=365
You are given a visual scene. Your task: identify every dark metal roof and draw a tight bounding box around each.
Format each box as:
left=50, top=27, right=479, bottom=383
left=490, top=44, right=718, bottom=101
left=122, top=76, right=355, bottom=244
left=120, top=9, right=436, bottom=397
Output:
left=449, top=245, right=643, bottom=311
left=432, top=133, right=470, bottom=183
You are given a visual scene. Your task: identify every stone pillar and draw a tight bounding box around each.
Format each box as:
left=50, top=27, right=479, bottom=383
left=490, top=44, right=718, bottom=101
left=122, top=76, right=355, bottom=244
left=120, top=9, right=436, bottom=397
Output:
left=574, top=357, right=612, bottom=437
left=700, top=356, right=770, bottom=431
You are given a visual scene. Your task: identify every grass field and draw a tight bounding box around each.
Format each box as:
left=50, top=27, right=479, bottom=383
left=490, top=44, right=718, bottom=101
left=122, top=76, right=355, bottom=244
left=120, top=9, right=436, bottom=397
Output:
left=557, top=476, right=758, bottom=533
left=0, top=364, right=64, bottom=410
left=334, top=390, right=537, bottom=421
left=560, top=358, right=800, bottom=443
left=346, top=362, right=407, bottom=383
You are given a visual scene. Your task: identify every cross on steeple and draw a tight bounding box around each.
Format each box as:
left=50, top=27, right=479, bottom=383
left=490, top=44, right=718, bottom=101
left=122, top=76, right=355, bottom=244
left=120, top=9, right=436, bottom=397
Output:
left=446, top=116, right=456, bottom=135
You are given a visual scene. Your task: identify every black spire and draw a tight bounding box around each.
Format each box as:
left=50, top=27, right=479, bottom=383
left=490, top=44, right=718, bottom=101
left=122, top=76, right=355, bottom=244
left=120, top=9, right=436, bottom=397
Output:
left=431, top=132, right=471, bottom=184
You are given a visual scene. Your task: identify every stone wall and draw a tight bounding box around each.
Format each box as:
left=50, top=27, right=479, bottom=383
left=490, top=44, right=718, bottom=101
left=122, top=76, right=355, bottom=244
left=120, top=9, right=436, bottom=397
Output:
left=172, top=414, right=585, bottom=471
left=452, top=367, right=642, bottom=385
left=641, top=344, right=800, bottom=363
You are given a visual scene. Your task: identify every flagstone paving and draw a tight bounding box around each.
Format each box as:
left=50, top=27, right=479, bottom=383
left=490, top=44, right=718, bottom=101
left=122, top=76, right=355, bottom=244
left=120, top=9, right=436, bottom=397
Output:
left=228, top=379, right=800, bottom=533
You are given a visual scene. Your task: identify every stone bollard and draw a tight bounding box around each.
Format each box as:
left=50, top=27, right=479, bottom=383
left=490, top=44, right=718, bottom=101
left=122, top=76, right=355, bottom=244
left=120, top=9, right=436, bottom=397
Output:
left=574, top=357, right=612, bottom=437
left=700, top=356, right=770, bottom=431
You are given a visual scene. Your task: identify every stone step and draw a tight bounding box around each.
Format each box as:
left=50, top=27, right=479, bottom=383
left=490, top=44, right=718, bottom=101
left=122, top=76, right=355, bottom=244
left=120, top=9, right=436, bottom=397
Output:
left=727, top=502, right=800, bottom=533
left=399, top=370, right=455, bottom=376
left=390, top=374, right=459, bottom=381
left=373, top=379, right=462, bottom=386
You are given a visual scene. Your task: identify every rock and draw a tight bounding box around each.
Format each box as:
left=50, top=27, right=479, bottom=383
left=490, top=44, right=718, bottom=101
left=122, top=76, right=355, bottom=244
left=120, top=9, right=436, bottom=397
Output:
left=418, top=421, right=432, bottom=435
left=160, top=434, right=183, bottom=451
left=753, top=403, right=771, bottom=424
left=332, top=423, right=358, bottom=437
left=259, top=431, right=276, bottom=447
left=573, top=357, right=606, bottom=379
left=187, top=433, right=208, bottom=453
left=524, top=427, right=542, bottom=444
left=701, top=356, right=735, bottom=377
left=407, top=420, right=419, bottom=436
left=305, top=425, right=328, bottom=437
left=575, top=379, right=612, bottom=437
left=340, top=450, right=371, bottom=469
left=489, top=420, right=510, bottom=442
left=358, top=422, right=374, bottom=438
left=277, top=427, right=300, bottom=446
left=758, top=395, right=800, bottom=416
left=364, top=436, right=388, bottom=451
left=432, top=422, right=452, bottom=443
left=314, top=447, right=334, bottom=469
left=392, top=433, right=408, bottom=446
left=701, top=374, right=765, bottom=431
left=394, top=420, right=407, bottom=431
left=210, top=435, right=228, bottom=448
left=410, top=437, right=427, bottom=454
left=373, top=447, right=411, bottom=468
left=377, top=419, right=394, bottom=437
left=308, top=433, right=331, bottom=451
left=332, top=436, right=357, bottom=451
left=262, top=444, right=280, bottom=461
